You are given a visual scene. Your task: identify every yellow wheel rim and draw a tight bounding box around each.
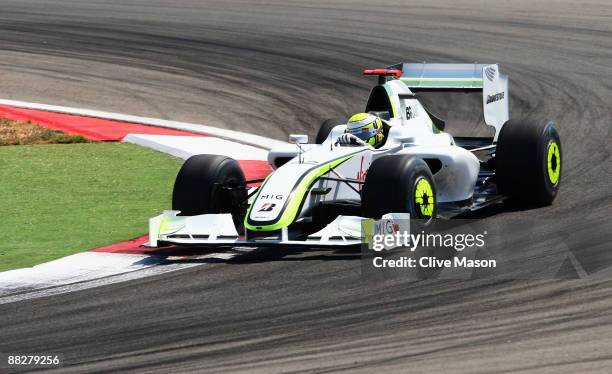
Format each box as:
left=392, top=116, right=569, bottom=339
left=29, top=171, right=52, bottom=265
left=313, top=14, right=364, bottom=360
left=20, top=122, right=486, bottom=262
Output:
left=414, top=178, right=435, bottom=217
left=547, top=141, right=561, bottom=185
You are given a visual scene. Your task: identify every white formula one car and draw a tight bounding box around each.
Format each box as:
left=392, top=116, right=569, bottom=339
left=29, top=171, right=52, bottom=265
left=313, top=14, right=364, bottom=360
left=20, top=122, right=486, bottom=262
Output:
left=148, top=63, right=562, bottom=247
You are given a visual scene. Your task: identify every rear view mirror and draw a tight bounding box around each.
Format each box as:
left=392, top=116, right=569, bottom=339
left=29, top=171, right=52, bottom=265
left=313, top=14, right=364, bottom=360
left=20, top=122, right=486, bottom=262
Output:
left=396, top=135, right=415, bottom=144
left=289, top=134, right=308, bottom=144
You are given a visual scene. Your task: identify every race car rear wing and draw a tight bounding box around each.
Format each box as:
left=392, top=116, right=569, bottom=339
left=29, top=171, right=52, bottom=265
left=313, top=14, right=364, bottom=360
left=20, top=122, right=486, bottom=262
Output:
left=386, top=63, right=509, bottom=140
left=394, top=63, right=487, bottom=91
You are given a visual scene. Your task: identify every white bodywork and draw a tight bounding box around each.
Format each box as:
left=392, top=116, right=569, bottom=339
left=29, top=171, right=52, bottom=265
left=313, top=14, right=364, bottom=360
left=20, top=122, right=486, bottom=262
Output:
left=482, top=64, right=509, bottom=141
left=149, top=63, right=508, bottom=247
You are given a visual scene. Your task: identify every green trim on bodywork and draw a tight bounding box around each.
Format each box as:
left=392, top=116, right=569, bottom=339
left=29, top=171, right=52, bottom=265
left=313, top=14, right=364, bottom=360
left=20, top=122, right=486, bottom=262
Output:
left=383, top=84, right=398, bottom=117
left=431, top=117, right=441, bottom=134
left=400, top=77, right=483, bottom=88
left=159, top=216, right=169, bottom=233
left=159, top=215, right=186, bottom=235
left=245, top=154, right=356, bottom=232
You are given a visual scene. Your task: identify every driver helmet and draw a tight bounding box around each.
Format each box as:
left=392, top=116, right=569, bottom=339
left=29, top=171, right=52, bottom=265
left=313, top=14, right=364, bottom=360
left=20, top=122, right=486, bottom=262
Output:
left=346, top=113, right=384, bottom=147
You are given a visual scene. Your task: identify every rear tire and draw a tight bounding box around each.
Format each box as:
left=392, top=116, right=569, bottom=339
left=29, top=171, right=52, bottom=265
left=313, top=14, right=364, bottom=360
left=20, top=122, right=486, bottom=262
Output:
left=362, top=155, right=437, bottom=220
left=315, top=117, right=347, bottom=144
left=172, top=154, right=247, bottom=230
left=496, top=118, right=561, bottom=206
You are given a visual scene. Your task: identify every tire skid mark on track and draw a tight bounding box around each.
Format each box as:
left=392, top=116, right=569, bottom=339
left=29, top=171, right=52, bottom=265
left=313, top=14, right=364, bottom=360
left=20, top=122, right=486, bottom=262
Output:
left=0, top=251, right=243, bottom=305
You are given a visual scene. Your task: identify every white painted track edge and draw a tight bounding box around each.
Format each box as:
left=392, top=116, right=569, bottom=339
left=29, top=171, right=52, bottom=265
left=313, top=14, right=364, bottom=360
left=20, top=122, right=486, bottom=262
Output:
left=0, top=98, right=285, bottom=150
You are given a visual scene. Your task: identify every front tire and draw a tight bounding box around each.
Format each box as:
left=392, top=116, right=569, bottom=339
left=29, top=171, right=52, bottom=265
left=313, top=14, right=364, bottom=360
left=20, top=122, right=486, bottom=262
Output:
left=496, top=118, right=562, bottom=206
left=362, top=155, right=437, bottom=220
left=172, top=154, right=247, bottom=230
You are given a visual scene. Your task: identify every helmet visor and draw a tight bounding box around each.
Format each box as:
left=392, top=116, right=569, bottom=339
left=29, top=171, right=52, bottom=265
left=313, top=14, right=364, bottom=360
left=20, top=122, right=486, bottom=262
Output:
left=350, top=124, right=378, bottom=141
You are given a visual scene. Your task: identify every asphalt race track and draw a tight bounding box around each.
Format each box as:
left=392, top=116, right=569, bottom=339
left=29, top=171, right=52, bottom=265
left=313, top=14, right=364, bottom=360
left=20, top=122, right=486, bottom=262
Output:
left=1, top=1, right=612, bottom=372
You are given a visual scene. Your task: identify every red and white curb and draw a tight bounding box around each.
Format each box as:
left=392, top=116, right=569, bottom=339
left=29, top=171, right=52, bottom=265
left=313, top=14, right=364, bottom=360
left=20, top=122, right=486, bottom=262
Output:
left=0, top=99, right=284, bottom=303
left=0, top=99, right=285, bottom=149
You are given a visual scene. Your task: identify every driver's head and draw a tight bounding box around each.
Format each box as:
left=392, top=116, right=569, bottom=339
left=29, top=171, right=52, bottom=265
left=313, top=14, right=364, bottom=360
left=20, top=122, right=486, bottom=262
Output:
left=346, top=113, right=384, bottom=147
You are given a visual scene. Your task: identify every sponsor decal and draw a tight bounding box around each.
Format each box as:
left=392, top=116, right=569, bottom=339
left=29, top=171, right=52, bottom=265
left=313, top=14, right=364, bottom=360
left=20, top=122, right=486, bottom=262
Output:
left=405, top=105, right=417, bottom=120
left=485, top=66, right=496, bottom=82
left=486, top=92, right=505, bottom=104
left=374, top=219, right=400, bottom=236
left=258, top=203, right=276, bottom=212
left=259, top=194, right=284, bottom=200
left=362, top=216, right=410, bottom=251
left=356, top=155, right=369, bottom=190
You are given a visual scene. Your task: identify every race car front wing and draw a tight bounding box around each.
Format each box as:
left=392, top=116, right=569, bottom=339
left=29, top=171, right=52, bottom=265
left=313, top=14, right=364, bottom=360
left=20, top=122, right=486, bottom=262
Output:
left=147, top=211, right=370, bottom=248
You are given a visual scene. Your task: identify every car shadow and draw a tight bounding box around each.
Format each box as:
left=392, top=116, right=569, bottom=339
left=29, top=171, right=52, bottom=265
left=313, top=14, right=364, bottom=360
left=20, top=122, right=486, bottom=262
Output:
left=138, top=244, right=362, bottom=265
left=455, top=200, right=543, bottom=220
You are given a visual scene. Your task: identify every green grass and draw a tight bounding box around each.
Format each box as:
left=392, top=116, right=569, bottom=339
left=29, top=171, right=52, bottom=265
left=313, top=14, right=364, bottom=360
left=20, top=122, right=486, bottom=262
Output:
left=0, top=142, right=182, bottom=272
